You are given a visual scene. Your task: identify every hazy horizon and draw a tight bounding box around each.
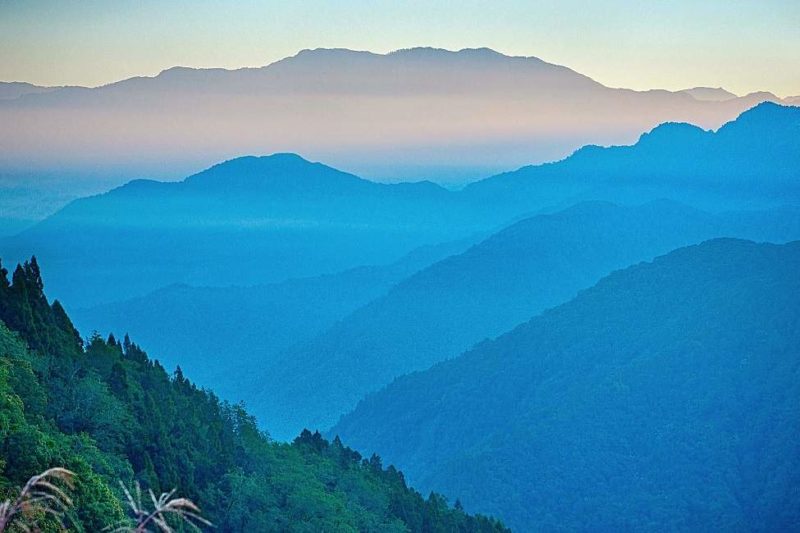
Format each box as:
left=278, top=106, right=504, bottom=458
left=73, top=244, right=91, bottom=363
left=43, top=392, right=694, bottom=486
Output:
left=2, top=45, right=798, bottom=99
left=2, top=1, right=799, bottom=96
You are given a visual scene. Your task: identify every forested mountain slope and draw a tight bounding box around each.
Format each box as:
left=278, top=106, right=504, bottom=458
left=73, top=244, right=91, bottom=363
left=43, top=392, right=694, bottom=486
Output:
left=256, top=201, right=800, bottom=439
left=333, top=239, right=800, bottom=531
left=0, top=257, right=507, bottom=532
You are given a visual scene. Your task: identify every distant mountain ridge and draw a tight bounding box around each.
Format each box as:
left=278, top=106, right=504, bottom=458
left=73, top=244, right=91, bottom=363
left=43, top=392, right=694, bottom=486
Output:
left=0, top=47, right=790, bottom=188
left=5, top=153, right=472, bottom=307
left=465, top=101, right=800, bottom=212
left=0, top=81, right=62, bottom=100
left=679, top=86, right=739, bottom=102
left=4, top=102, right=799, bottom=309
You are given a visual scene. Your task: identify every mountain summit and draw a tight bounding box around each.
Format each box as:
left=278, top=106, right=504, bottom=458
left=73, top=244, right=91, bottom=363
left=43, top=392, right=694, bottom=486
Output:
left=182, top=154, right=372, bottom=193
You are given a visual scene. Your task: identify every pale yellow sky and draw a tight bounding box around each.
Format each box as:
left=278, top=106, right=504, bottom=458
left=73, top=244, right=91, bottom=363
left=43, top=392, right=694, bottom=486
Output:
left=1, top=0, right=799, bottom=96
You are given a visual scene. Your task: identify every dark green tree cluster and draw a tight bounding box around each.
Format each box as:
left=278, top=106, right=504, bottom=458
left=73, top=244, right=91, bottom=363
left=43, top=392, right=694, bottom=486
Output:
left=0, top=257, right=508, bottom=532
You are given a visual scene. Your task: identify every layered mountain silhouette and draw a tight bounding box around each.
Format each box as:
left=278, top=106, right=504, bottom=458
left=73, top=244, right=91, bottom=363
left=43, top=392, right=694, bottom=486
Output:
left=2, top=154, right=472, bottom=307
left=678, top=86, right=738, bottom=102
left=332, top=238, right=800, bottom=531
left=0, top=47, right=788, bottom=188
left=464, top=101, right=800, bottom=213
left=6, top=103, right=798, bottom=309
left=71, top=235, right=479, bottom=400
left=253, top=201, right=800, bottom=439
left=0, top=81, right=61, bottom=100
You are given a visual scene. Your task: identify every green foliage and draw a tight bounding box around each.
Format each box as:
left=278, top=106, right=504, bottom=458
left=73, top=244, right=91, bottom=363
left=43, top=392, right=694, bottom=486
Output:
left=0, top=257, right=508, bottom=532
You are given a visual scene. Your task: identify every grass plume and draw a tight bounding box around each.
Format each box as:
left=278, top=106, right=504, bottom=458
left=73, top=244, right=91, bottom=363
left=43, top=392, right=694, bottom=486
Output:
left=0, top=467, right=75, bottom=532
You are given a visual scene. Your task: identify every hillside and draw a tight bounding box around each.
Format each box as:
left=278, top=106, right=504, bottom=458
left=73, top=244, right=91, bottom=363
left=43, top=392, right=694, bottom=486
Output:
left=71, top=235, right=478, bottom=400
left=332, top=239, right=800, bottom=531
left=0, top=257, right=508, bottom=532
left=253, top=201, right=800, bottom=439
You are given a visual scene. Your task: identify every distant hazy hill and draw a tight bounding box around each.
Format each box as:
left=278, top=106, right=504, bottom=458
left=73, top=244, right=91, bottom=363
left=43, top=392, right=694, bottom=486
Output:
left=6, top=102, right=798, bottom=311
left=0, top=47, right=786, bottom=186
left=333, top=239, right=800, bottom=531
left=253, top=201, right=800, bottom=439
left=3, top=153, right=475, bottom=307
left=71, top=235, right=478, bottom=401
left=464, top=101, right=800, bottom=213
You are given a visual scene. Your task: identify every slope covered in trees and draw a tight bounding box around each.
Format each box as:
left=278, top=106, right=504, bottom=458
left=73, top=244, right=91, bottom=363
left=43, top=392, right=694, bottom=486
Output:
left=0, top=257, right=507, bottom=532
left=255, top=201, right=800, bottom=439
left=333, top=239, right=800, bottom=531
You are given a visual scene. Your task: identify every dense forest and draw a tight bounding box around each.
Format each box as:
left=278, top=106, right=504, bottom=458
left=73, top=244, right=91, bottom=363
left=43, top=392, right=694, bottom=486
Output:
left=334, top=239, right=800, bottom=531
left=0, top=256, right=508, bottom=532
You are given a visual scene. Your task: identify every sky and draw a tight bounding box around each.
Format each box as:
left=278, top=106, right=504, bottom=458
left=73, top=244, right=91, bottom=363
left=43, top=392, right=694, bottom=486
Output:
left=1, top=0, right=799, bottom=97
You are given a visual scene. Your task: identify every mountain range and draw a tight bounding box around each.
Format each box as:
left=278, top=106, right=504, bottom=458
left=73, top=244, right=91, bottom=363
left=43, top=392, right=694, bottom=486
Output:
left=6, top=102, right=798, bottom=309
left=250, top=201, right=800, bottom=439
left=2, top=153, right=477, bottom=307
left=465, top=101, right=800, bottom=213
left=0, top=81, right=62, bottom=99
left=0, top=47, right=790, bottom=193
left=2, top=48, right=799, bottom=532
left=332, top=238, right=800, bottom=531
left=71, top=235, right=479, bottom=399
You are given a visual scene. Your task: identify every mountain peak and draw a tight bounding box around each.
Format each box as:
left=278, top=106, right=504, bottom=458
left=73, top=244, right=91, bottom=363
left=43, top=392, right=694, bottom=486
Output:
left=637, top=121, right=708, bottom=145
left=183, top=153, right=369, bottom=191
left=284, top=46, right=536, bottom=66
left=718, top=101, right=800, bottom=135
left=679, top=86, right=738, bottom=102
left=389, top=46, right=508, bottom=58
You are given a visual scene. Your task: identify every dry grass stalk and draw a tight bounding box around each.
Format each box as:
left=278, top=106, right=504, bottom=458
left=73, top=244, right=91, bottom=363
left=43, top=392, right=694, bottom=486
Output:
left=106, top=482, right=212, bottom=532
left=0, top=467, right=75, bottom=532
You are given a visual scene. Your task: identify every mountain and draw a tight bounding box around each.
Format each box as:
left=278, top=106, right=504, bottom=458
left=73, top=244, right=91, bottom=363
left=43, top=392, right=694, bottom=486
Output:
left=679, top=86, right=738, bottom=102
left=252, top=201, right=800, bottom=439
left=0, top=81, right=59, bottom=100
left=6, top=102, right=800, bottom=308
left=2, top=153, right=476, bottom=307
left=0, top=257, right=508, bottom=532
left=71, top=235, right=479, bottom=401
left=0, top=47, right=786, bottom=189
left=332, top=239, right=800, bottom=531
left=464, top=101, right=800, bottom=213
